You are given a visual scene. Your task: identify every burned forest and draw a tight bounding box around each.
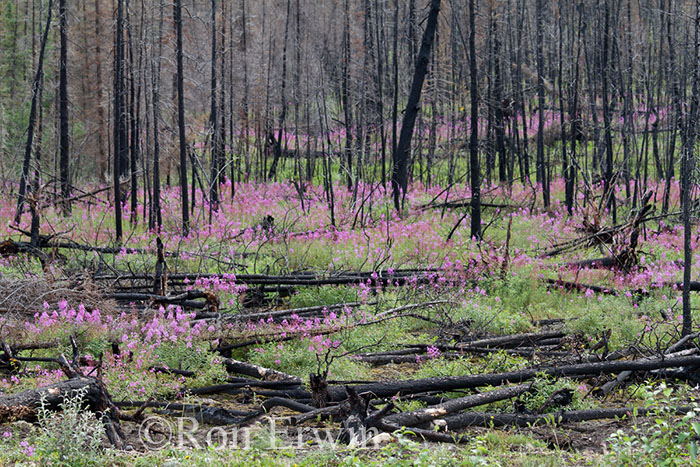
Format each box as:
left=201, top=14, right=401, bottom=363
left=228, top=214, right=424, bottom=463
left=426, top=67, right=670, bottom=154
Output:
left=2, top=0, right=700, bottom=465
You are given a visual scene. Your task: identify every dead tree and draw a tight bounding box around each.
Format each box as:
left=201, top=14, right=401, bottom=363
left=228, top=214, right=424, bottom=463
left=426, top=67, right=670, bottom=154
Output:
left=469, top=0, right=481, bottom=239
left=14, top=0, right=53, bottom=226
left=58, top=0, right=70, bottom=215
left=391, top=0, right=442, bottom=211
left=174, top=0, right=189, bottom=236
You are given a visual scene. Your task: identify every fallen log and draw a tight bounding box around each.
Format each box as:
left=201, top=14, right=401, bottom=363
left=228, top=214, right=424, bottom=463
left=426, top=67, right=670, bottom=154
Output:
left=598, top=346, right=699, bottom=396
left=543, top=191, right=655, bottom=260
left=94, top=268, right=441, bottom=288
left=443, top=405, right=692, bottom=430
left=404, top=343, right=572, bottom=359
left=8, top=341, right=59, bottom=351
left=228, top=301, right=368, bottom=323
left=459, top=331, right=565, bottom=349
left=564, top=256, right=627, bottom=271
left=150, top=367, right=195, bottom=377
left=0, top=377, right=104, bottom=423
left=0, top=240, right=54, bottom=265
left=290, top=404, right=347, bottom=425
left=324, top=354, right=700, bottom=401
left=105, top=290, right=216, bottom=310
left=187, top=384, right=307, bottom=399
left=375, top=418, right=468, bottom=444
left=114, top=401, right=255, bottom=426
left=382, top=384, right=532, bottom=428
left=544, top=279, right=619, bottom=296
left=261, top=397, right=315, bottom=414
left=222, top=358, right=301, bottom=382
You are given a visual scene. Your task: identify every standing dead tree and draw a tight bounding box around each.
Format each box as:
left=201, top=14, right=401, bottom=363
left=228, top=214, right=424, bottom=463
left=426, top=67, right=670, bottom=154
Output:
left=391, top=0, right=441, bottom=212
left=14, top=0, right=53, bottom=226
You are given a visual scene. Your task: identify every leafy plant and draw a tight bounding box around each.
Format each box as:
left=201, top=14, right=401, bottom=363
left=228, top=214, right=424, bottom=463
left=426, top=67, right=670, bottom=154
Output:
left=36, top=386, right=106, bottom=466
left=604, top=383, right=700, bottom=466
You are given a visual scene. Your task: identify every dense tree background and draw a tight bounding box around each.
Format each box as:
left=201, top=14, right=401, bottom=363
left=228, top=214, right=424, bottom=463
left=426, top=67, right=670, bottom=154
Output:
left=0, top=0, right=699, bottom=222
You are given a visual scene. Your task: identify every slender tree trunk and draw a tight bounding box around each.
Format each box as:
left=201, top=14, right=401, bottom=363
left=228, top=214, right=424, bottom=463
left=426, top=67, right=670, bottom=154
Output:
left=375, top=0, right=386, bottom=188
left=174, top=0, right=189, bottom=236
left=341, top=0, right=353, bottom=190
left=150, top=0, right=164, bottom=231
left=469, top=0, right=481, bottom=239
left=681, top=1, right=700, bottom=337
left=601, top=2, right=616, bottom=222
left=493, top=17, right=506, bottom=184
left=567, top=5, right=583, bottom=215
left=209, top=0, right=219, bottom=214
left=114, top=0, right=125, bottom=241
left=391, top=0, right=441, bottom=212
left=268, top=0, right=292, bottom=181
left=30, top=69, right=44, bottom=247
left=94, top=0, right=106, bottom=181
left=14, top=0, right=53, bottom=226
left=239, top=0, right=249, bottom=186
left=126, top=1, right=138, bottom=224
left=59, top=0, right=70, bottom=215
left=535, top=0, right=549, bottom=207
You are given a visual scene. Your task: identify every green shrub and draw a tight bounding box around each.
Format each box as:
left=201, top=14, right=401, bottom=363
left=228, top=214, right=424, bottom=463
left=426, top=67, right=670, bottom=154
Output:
left=604, top=383, right=700, bottom=466
left=36, top=385, right=106, bottom=466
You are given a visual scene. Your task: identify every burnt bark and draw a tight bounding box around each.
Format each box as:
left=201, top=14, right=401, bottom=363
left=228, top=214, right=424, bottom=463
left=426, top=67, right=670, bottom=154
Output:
left=391, top=0, right=441, bottom=212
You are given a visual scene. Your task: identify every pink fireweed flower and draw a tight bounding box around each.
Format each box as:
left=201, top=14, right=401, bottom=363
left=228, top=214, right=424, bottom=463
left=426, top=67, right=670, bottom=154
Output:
left=426, top=345, right=441, bottom=359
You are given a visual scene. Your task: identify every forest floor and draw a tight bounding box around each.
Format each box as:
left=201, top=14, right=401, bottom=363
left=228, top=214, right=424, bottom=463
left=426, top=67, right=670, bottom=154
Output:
left=0, top=177, right=699, bottom=466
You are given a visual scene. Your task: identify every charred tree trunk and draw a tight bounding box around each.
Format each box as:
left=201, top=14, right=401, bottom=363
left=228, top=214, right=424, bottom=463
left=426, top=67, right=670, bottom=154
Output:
left=469, top=0, right=481, bottom=239
left=113, top=0, right=126, bottom=241
left=209, top=0, right=219, bottom=212
left=59, top=0, right=70, bottom=215
left=535, top=0, right=549, bottom=207
left=391, top=0, right=441, bottom=212
left=174, top=0, right=189, bottom=236
left=126, top=2, right=139, bottom=224
left=681, top=1, right=700, bottom=336
left=14, top=0, right=53, bottom=226
left=341, top=0, right=353, bottom=190
left=268, top=0, right=292, bottom=181
left=601, top=2, right=616, bottom=222
left=150, top=0, right=164, bottom=231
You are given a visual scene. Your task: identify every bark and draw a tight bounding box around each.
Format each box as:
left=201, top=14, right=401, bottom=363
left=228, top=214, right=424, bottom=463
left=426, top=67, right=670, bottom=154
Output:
left=150, top=0, right=164, bottom=231
left=324, top=354, right=700, bottom=401
left=222, top=358, right=301, bottom=382
left=601, top=2, right=616, bottom=222
left=383, top=384, right=531, bottom=427
left=443, top=406, right=693, bottom=430
left=14, top=0, right=53, bottom=226
left=59, top=0, right=70, bottom=215
left=391, top=0, right=441, bottom=211
left=114, top=0, right=126, bottom=241
left=174, top=0, right=189, bottom=236
left=268, top=0, right=292, bottom=181
left=535, top=0, right=549, bottom=206
left=209, top=0, right=219, bottom=211
left=468, top=0, right=481, bottom=239
left=681, top=1, right=700, bottom=336
left=460, top=331, right=565, bottom=349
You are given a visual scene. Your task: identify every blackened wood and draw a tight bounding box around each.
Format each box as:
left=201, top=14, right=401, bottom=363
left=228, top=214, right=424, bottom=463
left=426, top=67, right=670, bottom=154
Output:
left=391, top=0, right=441, bottom=211
left=383, top=384, right=531, bottom=427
